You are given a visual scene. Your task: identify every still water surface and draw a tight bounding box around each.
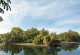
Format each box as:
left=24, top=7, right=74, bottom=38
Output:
left=0, top=44, right=80, bottom=55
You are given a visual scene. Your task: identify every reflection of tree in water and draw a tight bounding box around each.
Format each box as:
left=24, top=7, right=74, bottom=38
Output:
left=23, top=46, right=61, bottom=55
left=0, top=44, right=23, bottom=55
left=60, top=43, right=79, bottom=52
left=23, top=46, right=37, bottom=55
left=0, top=44, right=61, bottom=55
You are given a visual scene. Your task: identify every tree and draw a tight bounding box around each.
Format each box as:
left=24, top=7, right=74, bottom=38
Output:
left=43, top=33, right=60, bottom=46
left=3, top=33, right=11, bottom=43
left=10, top=27, right=24, bottom=43
left=0, top=34, right=4, bottom=42
left=49, top=33, right=57, bottom=41
left=0, top=0, right=11, bottom=22
left=40, top=28, right=49, bottom=36
left=33, top=29, right=49, bottom=44
left=23, top=28, right=39, bottom=43
left=58, top=32, right=71, bottom=42
left=68, top=30, right=80, bottom=41
left=0, top=27, right=80, bottom=46
left=33, top=35, right=43, bottom=44
left=43, top=35, right=51, bottom=45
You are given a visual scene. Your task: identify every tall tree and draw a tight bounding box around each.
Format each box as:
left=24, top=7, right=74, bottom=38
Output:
left=10, top=27, right=24, bottom=43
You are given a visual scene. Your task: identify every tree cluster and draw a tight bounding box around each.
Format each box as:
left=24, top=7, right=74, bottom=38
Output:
left=0, top=27, right=80, bottom=46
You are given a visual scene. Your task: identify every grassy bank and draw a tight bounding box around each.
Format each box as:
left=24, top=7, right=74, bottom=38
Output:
left=10, top=43, right=48, bottom=47
left=9, top=42, right=79, bottom=47
left=61, top=42, right=79, bottom=44
left=59, top=42, right=79, bottom=46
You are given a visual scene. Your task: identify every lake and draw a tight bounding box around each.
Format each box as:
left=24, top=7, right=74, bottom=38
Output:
left=0, top=44, right=80, bottom=55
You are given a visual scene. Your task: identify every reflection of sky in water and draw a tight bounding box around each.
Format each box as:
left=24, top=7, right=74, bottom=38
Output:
left=58, top=45, right=80, bottom=55
left=0, top=51, right=11, bottom=55
left=0, top=49, right=24, bottom=55
left=78, top=45, right=80, bottom=49
left=14, top=50, right=24, bottom=55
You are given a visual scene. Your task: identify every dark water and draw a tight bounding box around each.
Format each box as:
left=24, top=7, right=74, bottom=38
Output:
left=0, top=44, right=80, bottom=55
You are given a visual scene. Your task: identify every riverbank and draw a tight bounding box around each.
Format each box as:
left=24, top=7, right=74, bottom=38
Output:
left=59, top=42, right=79, bottom=46
left=61, top=42, right=79, bottom=44
left=10, top=43, right=48, bottom=47
left=9, top=42, right=79, bottom=47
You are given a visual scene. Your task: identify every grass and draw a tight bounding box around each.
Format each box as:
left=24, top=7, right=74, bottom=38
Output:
left=18, top=43, right=36, bottom=45
left=10, top=43, right=48, bottom=47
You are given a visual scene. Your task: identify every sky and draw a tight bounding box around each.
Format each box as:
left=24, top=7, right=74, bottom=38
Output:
left=0, top=0, right=80, bottom=34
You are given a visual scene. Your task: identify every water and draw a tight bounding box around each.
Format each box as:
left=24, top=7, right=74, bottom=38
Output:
left=0, top=44, right=80, bottom=55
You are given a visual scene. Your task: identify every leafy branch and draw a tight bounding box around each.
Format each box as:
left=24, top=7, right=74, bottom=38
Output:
left=0, top=0, right=11, bottom=22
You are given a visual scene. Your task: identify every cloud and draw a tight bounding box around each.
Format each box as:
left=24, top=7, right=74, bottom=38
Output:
left=54, top=17, right=80, bottom=27
left=45, top=28, right=69, bottom=34
left=0, top=0, right=32, bottom=33
left=0, top=29, right=10, bottom=34
left=38, top=27, right=80, bottom=34
left=0, top=0, right=80, bottom=34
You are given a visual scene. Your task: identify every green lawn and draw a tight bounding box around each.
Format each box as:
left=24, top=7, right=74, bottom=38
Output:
left=15, top=43, right=36, bottom=45
left=22, top=43, right=36, bottom=45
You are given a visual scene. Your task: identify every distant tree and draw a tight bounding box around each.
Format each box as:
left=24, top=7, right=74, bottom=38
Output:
left=43, top=33, right=60, bottom=46
left=3, top=33, right=11, bottom=43
left=58, top=32, right=71, bottom=42
left=23, top=28, right=39, bottom=43
left=43, top=35, right=51, bottom=45
left=0, top=34, right=4, bottom=42
left=33, top=35, right=43, bottom=44
left=40, top=28, right=49, bottom=36
left=68, top=30, right=80, bottom=41
left=10, top=27, right=24, bottom=43
left=49, top=33, right=57, bottom=41
left=0, top=27, right=80, bottom=46
left=0, top=0, right=11, bottom=22
left=33, top=29, right=49, bottom=44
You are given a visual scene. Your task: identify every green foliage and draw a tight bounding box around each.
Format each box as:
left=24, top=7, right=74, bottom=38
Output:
left=10, top=27, right=24, bottom=43
left=23, top=28, right=39, bottom=43
left=0, top=27, right=80, bottom=46
left=0, top=34, right=4, bottom=42
left=33, top=35, right=44, bottom=44
left=48, top=40, right=60, bottom=47
left=58, top=30, right=80, bottom=42
left=68, top=30, right=80, bottom=41
left=58, top=32, right=71, bottom=42
left=43, top=33, right=60, bottom=46
left=3, top=33, right=11, bottom=43
left=40, top=28, right=49, bottom=36
left=49, top=33, right=58, bottom=41
left=43, top=35, right=51, bottom=45
left=33, top=29, right=49, bottom=44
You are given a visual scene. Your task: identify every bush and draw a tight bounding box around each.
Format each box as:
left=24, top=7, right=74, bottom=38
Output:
left=48, top=40, right=60, bottom=47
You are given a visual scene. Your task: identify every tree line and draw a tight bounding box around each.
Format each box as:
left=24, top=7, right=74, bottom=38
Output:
left=0, top=27, right=80, bottom=46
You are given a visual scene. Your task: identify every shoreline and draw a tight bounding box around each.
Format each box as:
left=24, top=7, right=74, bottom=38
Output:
left=61, top=42, right=79, bottom=44
left=59, top=42, right=79, bottom=46
left=10, top=43, right=48, bottom=47
left=9, top=42, right=79, bottom=47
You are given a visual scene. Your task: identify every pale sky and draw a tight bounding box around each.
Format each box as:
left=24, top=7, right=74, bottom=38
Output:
left=0, top=0, right=80, bottom=34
